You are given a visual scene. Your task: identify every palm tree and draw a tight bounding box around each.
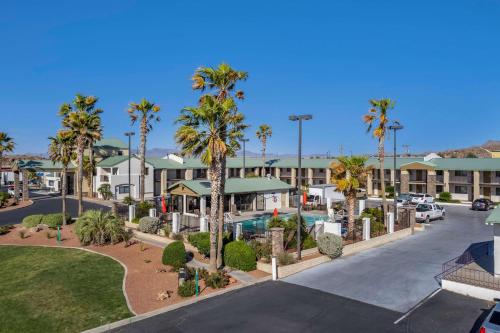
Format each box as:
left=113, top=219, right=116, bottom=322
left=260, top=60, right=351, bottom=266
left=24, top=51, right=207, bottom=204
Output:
left=190, top=63, right=248, bottom=268
left=256, top=124, right=272, bottom=175
left=49, top=130, right=75, bottom=225
left=128, top=99, right=160, bottom=202
left=0, top=132, right=15, bottom=187
left=330, top=156, right=371, bottom=237
left=363, top=98, right=394, bottom=224
left=59, top=95, right=103, bottom=216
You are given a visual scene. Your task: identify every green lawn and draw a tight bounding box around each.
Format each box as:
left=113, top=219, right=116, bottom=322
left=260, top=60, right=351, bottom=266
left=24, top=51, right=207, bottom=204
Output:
left=0, top=246, right=133, bottom=333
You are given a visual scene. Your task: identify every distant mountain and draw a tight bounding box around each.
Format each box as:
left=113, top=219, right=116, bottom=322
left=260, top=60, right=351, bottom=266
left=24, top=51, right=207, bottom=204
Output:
left=433, top=140, right=500, bottom=158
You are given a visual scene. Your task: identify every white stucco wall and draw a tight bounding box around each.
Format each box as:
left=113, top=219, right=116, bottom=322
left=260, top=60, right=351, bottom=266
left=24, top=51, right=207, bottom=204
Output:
left=264, top=192, right=282, bottom=210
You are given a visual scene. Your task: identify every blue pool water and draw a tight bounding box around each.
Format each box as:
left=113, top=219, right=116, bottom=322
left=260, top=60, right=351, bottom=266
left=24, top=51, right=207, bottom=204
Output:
left=239, top=213, right=327, bottom=234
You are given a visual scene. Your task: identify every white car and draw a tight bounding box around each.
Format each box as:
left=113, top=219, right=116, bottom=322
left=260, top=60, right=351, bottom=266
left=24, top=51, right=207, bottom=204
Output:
left=411, top=193, right=434, bottom=204
left=415, top=203, right=445, bottom=223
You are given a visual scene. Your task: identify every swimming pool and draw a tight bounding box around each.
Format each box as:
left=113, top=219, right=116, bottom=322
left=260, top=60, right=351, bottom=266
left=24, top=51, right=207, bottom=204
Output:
left=239, top=213, right=328, bottom=234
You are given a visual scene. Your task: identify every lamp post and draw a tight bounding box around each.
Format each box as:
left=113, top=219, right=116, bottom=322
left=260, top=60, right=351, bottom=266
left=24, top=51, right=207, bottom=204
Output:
left=289, top=114, right=312, bottom=260
left=241, top=138, right=249, bottom=178
left=124, top=132, right=135, bottom=199
left=388, top=121, right=403, bottom=220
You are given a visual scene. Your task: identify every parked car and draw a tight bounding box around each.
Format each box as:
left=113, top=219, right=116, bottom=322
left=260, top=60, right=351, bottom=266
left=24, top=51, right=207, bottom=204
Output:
left=472, top=198, right=496, bottom=211
left=415, top=203, right=445, bottom=223
left=411, top=193, right=434, bottom=204
left=396, top=193, right=412, bottom=207
left=480, top=302, right=500, bottom=332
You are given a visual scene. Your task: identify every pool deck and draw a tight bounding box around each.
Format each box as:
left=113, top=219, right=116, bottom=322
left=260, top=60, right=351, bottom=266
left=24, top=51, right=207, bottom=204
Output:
left=230, top=208, right=328, bottom=223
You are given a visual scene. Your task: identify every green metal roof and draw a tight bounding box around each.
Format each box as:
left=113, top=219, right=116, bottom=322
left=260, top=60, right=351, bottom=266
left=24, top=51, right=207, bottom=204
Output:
left=400, top=160, right=437, bottom=168
left=366, top=157, right=425, bottom=169
left=168, top=177, right=293, bottom=196
left=486, top=206, right=500, bottom=225
left=432, top=158, right=500, bottom=171
left=97, top=155, right=129, bottom=167
left=18, top=159, right=76, bottom=171
left=94, top=138, right=128, bottom=150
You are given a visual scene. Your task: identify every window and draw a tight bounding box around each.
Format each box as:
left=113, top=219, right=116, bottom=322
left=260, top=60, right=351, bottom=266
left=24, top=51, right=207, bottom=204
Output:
left=48, top=180, right=54, bottom=186
left=118, top=151, right=123, bottom=156
left=454, top=170, right=468, bottom=177
left=186, top=196, right=200, bottom=214
left=496, top=188, right=500, bottom=196
left=112, top=168, right=118, bottom=175
left=454, top=185, right=468, bottom=194
left=496, top=171, right=500, bottom=178
left=171, top=195, right=183, bottom=213
left=117, top=185, right=129, bottom=194
left=145, top=168, right=149, bottom=176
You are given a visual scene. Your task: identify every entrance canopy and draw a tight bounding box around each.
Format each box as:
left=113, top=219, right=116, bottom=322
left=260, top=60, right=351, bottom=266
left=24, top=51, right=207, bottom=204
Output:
left=18, top=159, right=76, bottom=172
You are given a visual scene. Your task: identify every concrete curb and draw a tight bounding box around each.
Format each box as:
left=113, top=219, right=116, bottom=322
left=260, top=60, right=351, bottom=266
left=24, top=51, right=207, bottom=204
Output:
left=0, top=243, right=136, bottom=316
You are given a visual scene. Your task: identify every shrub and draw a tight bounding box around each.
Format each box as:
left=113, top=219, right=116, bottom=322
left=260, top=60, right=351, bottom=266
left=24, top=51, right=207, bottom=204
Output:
left=18, top=229, right=28, bottom=239
left=162, top=241, right=186, bottom=270
left=224, top=241, right=256, bottom=271
left=205, top=271, right=229, bottom=289
left=41, top=213, right=71, bottom=228
left=302, top=234, right=317, bottom=250
left=177, top=280, right=196, bottom=297
left=75, top=210, right=127, bottom=246
left=386, top=185, right=395, bottom=198
left=188, top=232, right=210, bottom=256
left=0, top=225, right=14, bottom=235
left=171, top=233, right=184, bottom=241
left=267, top=215, right=307, bottom=250
left=136, top=201, right=154, bottom=219
left=317, top=232, right=343, bottom=259
left=186, top=266, right=209, bottom=281
left=0, top=191, right=10, bottom=207
left=277, top=252, right=296, bottom=266
left=97, top=184, right=113, bottom=200
left=249, top=239, right=272, bottom=260
left=22, top=214, right=43, bottom=228
left=438, top=192, right=452, bottom=202
left=131, top=217, right=140, bottom=224
left=138, top=216, right=162, bottom=234
left=122, top=196, right=135, bottom=205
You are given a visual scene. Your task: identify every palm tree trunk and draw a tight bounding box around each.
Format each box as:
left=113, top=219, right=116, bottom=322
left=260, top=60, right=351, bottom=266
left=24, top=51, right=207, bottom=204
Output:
left=347, top=193, right=356, bottom=238
left=262, top=137, right=266, bottom=176
left=0, top=152, right=3, bottom=187
left=62, top=166, right=67, bottom=225
left=140, top=121, right=147, bottom=202
left=88, top=143, right=94, bottom=198
left=13, top=170, right=19, bottom=203
left=379, top=137, right=387, bottom=225
left=217, top=156, right=226, bottom=269
left=77, top=139, right=84, bottom=216
left=209, top=161, right=221, bottom=272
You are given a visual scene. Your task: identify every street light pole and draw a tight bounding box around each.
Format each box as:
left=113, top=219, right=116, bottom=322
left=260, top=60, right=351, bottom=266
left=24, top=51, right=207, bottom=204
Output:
left=388, top=121, right=403, bottom=221
left=241, top=138, right=249, bottom=178
left=124, top=132, right=135, bottom=199
left=289, top=114, right=312, bottom=260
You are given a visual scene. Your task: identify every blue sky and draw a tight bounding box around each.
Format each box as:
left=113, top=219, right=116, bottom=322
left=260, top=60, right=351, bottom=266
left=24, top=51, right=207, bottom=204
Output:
left=2, top=0, right=499, bottom=156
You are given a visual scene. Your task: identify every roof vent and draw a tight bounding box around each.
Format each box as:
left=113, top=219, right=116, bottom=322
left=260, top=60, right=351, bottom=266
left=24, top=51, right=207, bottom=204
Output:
left=424, top=153, right=441, bottom=161
left=164, top=153, right=184, bottom=164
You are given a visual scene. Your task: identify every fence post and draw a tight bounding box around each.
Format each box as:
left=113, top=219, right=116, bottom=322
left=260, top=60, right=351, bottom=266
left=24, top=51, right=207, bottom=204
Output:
left=363, top=217, right=371, bottom=240
left=149, top=208, right=157, bottom=218
left=387, top=212, right=394, bottom=234
left=358, top=199, right=366, bottom=215
left=128, top=204, right=136, bottom=222
left=272, top=256, right=278, bottom=280
left=172, top=213, right=180, bottom=234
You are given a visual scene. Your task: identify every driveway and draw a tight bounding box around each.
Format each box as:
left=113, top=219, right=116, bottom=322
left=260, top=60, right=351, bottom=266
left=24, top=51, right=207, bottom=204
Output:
left=0, top=196, right=110, bottom=225
left=284, top=205, right=493, bottom=312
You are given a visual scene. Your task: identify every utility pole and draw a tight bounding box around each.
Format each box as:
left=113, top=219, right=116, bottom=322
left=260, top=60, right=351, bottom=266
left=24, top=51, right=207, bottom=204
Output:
left=241, top=138, right=249, bottom=178
left=124, top=132, right=135, bottom=199
left=388, top=121, right=404, bottom=220
left=402, top=144, right=410, bottom=156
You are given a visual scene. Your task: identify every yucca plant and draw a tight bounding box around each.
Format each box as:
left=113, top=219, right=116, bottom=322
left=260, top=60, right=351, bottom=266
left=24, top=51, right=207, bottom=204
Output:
left=75, top=210, right=126, bottom=246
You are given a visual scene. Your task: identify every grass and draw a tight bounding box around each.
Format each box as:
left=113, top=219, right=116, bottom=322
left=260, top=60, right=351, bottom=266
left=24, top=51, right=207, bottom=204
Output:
left=0, top=246, right=133, bottom=333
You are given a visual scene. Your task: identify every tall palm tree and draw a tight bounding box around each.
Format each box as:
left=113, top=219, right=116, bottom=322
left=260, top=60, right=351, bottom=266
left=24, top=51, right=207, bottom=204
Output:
left=176, top=95, right=245, bottom=272
left=59, top=95, right=103, bottom=216
left=330, top=156, right=371, bottom=236
left=49, top=130, right=75, bottom=225
left=128, top=99, right=160, bottom=202
left=0, top=132, right=15, bottom=187
left=191, top=63, right=248, bottom=268
left=363, top=98, right=394, bottom=224
left=256, top=124, right=272, bottom=175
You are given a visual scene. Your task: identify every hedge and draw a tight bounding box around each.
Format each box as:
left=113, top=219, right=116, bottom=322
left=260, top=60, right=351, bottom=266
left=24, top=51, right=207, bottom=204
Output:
left=188, top=232, right=210, bottom=256
left=162, top=241, right=186, bottom=270
left=22, top=214, right=44, bottom=228
left=223, top=241, right=256, bottom=271
left=41, top=213, right=72, bottom=228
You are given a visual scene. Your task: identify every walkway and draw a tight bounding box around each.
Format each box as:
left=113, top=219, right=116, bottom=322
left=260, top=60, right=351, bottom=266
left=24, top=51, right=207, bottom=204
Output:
left=284, top=205, right=492, bottom=312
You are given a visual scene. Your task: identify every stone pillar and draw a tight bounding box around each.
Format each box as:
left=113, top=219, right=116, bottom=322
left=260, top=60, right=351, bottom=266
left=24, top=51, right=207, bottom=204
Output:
left=408, top=206, right=416, bottom=235
left=366, top=172, right=373, bottom=196
left=200, top=196, right=206, bottom=216
left=128, top=204, right=136, bottom=222
left=275, top=168, right=281, bottom=179
left=326, top=168, right=331, bottom=184
left=182, top=194, right=187, bottom=214
left=427, top=170, right=437, bottom=198
left=160, top=169, right=168, bottom=194
left=22, top=169, right=29, bottom=201
left=149, top=208, right=156, bottom=217
left=473, top=171, right=480, bottom=200
left=400, top=170, right=409, bottom=194
left=172, top=212, right=180, bottom=233
left=443, top=170, right=450, bottom=193
left=362, top=217, right=371, bottom=240
left=185, top=169, right=193, bottom=181
left=291, top=168, right=297, bottom=187
left=240, top=168, right=245, bottom=178
left=307, top=168, right=313, bottom=186
left=254, top=168, right=260, bottom=177
left=199, top=217, right=208, bottom=232
left=270, top=227, right=284, bottom=257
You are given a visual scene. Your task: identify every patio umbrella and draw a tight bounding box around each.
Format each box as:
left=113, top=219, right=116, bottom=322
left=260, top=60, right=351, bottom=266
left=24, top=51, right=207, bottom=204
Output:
left=273, top=208, right=278, bottom=217
left=161, top=196, right=167, bottom=213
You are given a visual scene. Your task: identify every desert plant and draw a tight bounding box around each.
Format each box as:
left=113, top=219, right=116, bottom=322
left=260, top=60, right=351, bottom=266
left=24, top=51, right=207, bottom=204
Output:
left=438, top=192, right=452, bottom=202
left=135, top=201, right=153, bottom=219
left=205, top=271, right=229, bottom=289
left=97, top=184, right=113, bottom=200
left=74, top=210, right=126, bottom=246
left=302, top=234, right=317, bottom=250
left=0, top=191, right=10, bottom=207
left=162, top=241, right=187, bottom=270
left=138, top=216, right=162, bottom=234
left=249, top=239, right=272, bottom=261
left=188, top=232, right=210, bottom=256
left=223, top=241, right=256, bottom=272
left=122, top=196, right=135, bottom=205
left=41, top=213, right=71, bottom=228
left=46, top=230, right=56, bottom=239
left=132, top=217, right=140, bottom=224
left=277, top=252, right=296, bottom=266
left=18, top=229, right=28, bottom=239
left=386, top=185, right=395, bottom=198
left=177, top=280, right=196, bottom=297
left=317, top=233, right=343, bottom=259
left=0, top=225, right=13, bottom=235
left=22, top=214, right=44, bottom=228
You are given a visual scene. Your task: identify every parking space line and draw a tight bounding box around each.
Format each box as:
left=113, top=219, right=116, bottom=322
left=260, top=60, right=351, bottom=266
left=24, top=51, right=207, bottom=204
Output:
left=393, top=288, right=441, bottom=325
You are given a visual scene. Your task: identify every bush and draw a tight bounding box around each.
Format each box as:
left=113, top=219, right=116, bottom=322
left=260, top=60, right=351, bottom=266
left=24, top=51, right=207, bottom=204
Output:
left=122, top=196, right=135, bottom=205
left=438, top=192, right=452, bottom=202
left=302, top=234, right=317, bottom=250
left=138, top=216, right=162, bottom=234
left=386, top=185, right=395, bottom=198
left=0, top=225, right=14, bottom=235
left=177, top=280, right=196, bottom=297
left=267, top=215, right=307, bottom=250
left=97, top=184, right=113, bottom=200
left=0, top=191, right=10, bottom=207
left=136, top=201, right=154, bottom=219
left=22, top=214, right=43, bottom=228
left=41, top=213, right=72, bottom=228
left=317, top=232, right=343, bottom=259
left=171, top=233, right=184, bottom=241
left=131, top=217, right=140, bottom=224
left=277, top=252, right=296, bottom=266
left=205, top=271, right=229, bottom=289
left=188, top=232, right=210, bottom=257
left=249, top=239, right=272, bottom=261
left=75, top=210, right=127, bottom=246
left=162, top=241, right=186, bottom=270
left=223, top=241, right=256, bottom=271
